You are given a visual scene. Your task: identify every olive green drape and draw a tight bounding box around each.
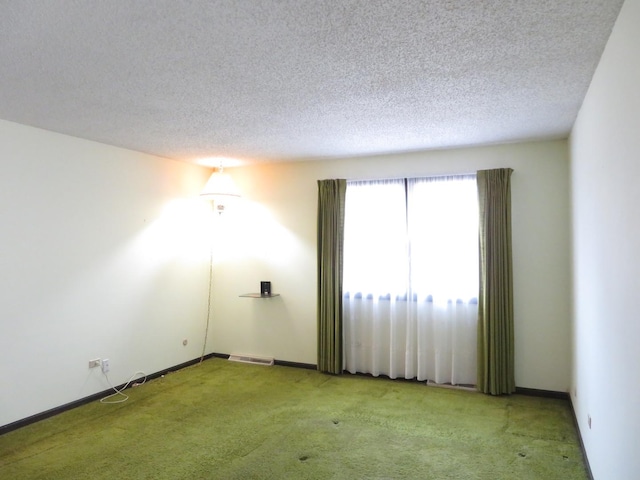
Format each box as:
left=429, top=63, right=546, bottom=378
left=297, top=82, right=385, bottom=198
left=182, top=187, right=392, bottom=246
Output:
left=477, top=168, right=515, bottom=395
left=317, top=179, right=347, bottom=374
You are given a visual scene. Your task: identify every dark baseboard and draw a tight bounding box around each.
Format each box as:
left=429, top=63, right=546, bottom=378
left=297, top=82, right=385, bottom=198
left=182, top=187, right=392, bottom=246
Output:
left=569, top=396, right=594, bottom=480
left=515, top=387, right=569, bottom=400
left=210, top=352, right=230, bottom=360
left=0, top=353, right=217, bottom=437
left=271, top=365, right=575, bottom=401
left=1, top=354, right=577, bottom=442
left=274, top=359, right=316, bottom=370
left=213, top=352, right=316, bottom=371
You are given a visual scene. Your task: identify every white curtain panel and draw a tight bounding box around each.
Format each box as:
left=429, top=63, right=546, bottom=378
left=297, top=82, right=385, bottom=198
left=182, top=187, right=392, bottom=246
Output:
left=343, top=175, right=478, bottom=385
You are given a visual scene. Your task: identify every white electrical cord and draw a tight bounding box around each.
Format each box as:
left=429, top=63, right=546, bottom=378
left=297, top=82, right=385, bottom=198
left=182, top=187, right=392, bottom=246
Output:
left=100, top=370, right=147, bottom=404
left=200, top=224, right=214, bottom=364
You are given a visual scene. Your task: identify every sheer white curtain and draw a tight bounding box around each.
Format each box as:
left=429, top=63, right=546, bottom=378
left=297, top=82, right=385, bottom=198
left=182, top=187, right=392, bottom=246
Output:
left=343, top=175, right=479, bottom=385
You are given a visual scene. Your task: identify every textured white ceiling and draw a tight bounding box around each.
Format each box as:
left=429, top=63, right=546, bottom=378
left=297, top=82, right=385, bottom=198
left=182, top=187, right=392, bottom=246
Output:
left=0, top=1, right=624, bottom=165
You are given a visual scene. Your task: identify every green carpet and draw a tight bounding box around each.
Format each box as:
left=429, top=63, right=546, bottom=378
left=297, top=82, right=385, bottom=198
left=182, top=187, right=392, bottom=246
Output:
left=0, top=359, right=587, bottom=479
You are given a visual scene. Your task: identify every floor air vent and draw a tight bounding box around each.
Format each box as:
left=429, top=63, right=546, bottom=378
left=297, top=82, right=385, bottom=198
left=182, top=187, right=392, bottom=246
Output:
left=228, top=354, right=274, bottom=366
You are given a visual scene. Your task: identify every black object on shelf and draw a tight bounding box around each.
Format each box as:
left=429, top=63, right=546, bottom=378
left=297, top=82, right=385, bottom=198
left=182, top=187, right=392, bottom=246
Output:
left=239, top=281, right=279, bottom=298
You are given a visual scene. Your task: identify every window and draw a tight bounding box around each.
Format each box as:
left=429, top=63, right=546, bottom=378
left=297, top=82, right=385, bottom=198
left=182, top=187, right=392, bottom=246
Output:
left=342, top=175, right=479, bottom=384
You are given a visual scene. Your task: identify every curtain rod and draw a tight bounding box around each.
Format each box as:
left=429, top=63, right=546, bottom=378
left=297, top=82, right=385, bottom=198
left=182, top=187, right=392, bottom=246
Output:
left=345, top=172, right=477, bottom=183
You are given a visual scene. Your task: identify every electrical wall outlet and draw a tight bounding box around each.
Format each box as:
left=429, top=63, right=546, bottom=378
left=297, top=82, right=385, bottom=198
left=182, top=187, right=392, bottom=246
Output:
left=101, top=358, right=110, bottom=373
left=89, top=358, right=101, bottom=369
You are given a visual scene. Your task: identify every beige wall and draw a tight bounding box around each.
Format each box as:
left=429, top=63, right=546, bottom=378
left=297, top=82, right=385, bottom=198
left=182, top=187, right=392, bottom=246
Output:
left=212, top=139, right=572, bottom=392
left=0, top=119, right=212, bottom=428
left=570, top=0, right=640, bottom=477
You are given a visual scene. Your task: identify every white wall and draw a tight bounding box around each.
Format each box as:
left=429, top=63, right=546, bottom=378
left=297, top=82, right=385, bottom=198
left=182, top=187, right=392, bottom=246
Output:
left=212, top=139, right=572, bottom=392
left=0, top=119, right=212, bottom=428
left=569, top=0, right=640, bottom=478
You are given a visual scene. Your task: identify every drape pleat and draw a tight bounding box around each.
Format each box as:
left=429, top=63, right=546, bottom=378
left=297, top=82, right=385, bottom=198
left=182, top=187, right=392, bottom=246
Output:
left=476, top=168, right=515, bottom=395
left=317, top=179, right=346, bottom=374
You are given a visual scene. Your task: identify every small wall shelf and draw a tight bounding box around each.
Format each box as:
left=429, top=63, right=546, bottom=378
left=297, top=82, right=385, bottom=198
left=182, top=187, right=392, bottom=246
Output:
left=239, top=293, right=280, bottom=298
